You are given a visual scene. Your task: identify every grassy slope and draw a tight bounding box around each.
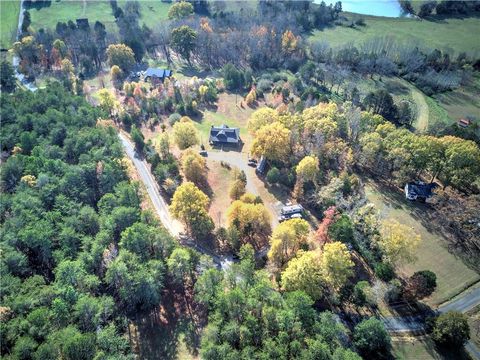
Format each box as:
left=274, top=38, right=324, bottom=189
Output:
left=27, top=0, right=170, bottom=33
left=0, top=0, right=20, bottom=49
left=312, top=14, right=480, bottom=56
left=364, top=182, right=479, bottom=305
left=392, top=337, right=470, bottom=360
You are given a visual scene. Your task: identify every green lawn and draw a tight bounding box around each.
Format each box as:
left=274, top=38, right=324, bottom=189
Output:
left=311, top=14, right=480, bottom=55
left=392, top=337, right=470, bottom=360
left=27, top=0, right=170, bottom=34
left=0, top=0, right=20, bottom=49
left=364, top=181, right=480, bottom=305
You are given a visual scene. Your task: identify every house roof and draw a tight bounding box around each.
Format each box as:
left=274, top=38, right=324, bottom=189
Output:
left=405, top=182, right=438, bottom=198
left=209, top=124, right=240, bottom=144
left=458, top=118, right=471, bottom=127
left=143, top=68, right=172, bottom=79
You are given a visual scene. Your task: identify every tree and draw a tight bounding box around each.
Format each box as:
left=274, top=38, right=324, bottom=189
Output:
left=296, top=156, right=319, bottom=183
left=181, top=148, right=207, bottom=187
left=418, top=1, right=437, bottom=17
left=353, top=317, right=391, bottom=357
left=266, top=167, right=280, bottom=184
left=378, top=219, right=420, bottom=265
left=229, top=170, right=247, bottom=200
left=171, top=25, right=197, bottom=65
left=268, top=218, right=310, bottom=268
left=281, top=251, right=324, bottom=301
left=251, top=122, right=291, bottom=162
left=173, top=117, right=199, bottom=150
left=0, top=61, right=16, bottom=93
left=226, top=197, right=271, bottom=249
left=130, top=125, right=145, bottom=152
left=247, top=108, right=280, bottom=134
left=106, top=44, right=135, bottom=72
left=170, top=182, right=214, bottom=238
left=167, top=247, right=194, bottom=286
left=363, top=89, right=397, bottom=121
left=433, top=311, right=470, bottom=347
left=222, top=63, right=244, bottom=91
left=328, top=214, right=354, bottom=245
left=168, top=1, right=194, bottom=19
left=404, top=270, right=437, bottom=300
left=110, top=65, right=124, bottom=88
left=97, top=89, right=118, bottom=116
left=352, top=281, right=369, bottom=307
left=320, top=242, right=354, bottom=291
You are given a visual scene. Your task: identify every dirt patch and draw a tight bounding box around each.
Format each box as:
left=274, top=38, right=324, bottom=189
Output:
left=207, top=160, right=234, bottom=227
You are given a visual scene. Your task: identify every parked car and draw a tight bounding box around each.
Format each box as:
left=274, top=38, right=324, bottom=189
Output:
left=278, top=212, right=303, bottom=223
left=248, top=159, right=257, bottom=167
left=199, top=150, right=208, bottom=157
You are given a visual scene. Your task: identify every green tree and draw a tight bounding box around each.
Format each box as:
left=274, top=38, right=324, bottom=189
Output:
left=353, top=317, right=391, bottom=357
left=0, top=61, right=16, bottom=93
left=171, top=25, right=197, bottom=65
left=433, top=311, right=470, bottom=347
left=266, top=167, right=280, bottom=184
left=106, top=43, right=136, bottom=72
left=168, top=1, right=194, bottom=19
left=130, top=125, right=145, bottom=152
left=328, top=214, right=354, bottom=245
left=222, top=63, right=244, bottom=91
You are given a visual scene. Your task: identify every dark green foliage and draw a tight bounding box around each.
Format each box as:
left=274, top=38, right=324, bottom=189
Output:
left=266, top=167, right=280, bottom=184
left=0, top=61, right=16, bottom=93
left=433, top=311, right=470, bottom=347
left=353, top=317, right=391, bottom=357
left=328, top=214, right=354, bottom=245
left=374, top=262, right=395, bottom=282
left=196, top=245, right=361, bottom=359
left=222, top=63, right=245, bottom=91
left=0, top=85, right=175, bottom=358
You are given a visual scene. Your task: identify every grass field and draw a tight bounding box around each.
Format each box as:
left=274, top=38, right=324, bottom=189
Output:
left=364, top=181, right=480, bottom=305
left=27, top=0, right=170, bottom=34
left=194, top=93, right=255, bottom=150
left=392, top=337, right=470, bottom=360
left=312, top=14, right=480, bottom=56
left=0, top=0, right=20, bottom=49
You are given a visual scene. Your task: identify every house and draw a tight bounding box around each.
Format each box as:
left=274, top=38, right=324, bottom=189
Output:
left=457, top=118, right=472, bottom=128
left=142, top=68, right=172, bottom=84
left=404, top=181, right=439, bottom=202
left=209, top=125, right=240, bottom=146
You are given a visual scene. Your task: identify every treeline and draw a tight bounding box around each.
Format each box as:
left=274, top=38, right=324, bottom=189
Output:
left=402, top=0, right=480, bottom=18
left=0, top=84, right=210, bottom=359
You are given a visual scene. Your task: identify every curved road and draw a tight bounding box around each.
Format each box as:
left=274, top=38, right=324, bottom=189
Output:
left=118, top=133, right=480, bottom=358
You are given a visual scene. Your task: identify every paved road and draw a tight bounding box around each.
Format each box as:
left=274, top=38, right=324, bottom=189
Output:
left=119, top=134, right=480, bottom=357
left=118, top=133, right=233, bottom=270
left=13, top=0, right=37, bottom=92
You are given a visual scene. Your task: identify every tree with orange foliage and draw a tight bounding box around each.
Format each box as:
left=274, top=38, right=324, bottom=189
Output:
left=314, top=206, right=336, bottom=247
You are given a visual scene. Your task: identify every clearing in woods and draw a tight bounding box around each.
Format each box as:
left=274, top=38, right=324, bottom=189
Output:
left=364, top=181, right=480, bottom=305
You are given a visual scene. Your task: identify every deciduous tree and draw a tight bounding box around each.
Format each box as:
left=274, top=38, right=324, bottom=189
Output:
left=251, top=122, right=291, bottom=162
left=320, top=241, right=354, bottom=291
left=268, top=218, right=310, bottom=268
left=378, top=219, right=420, bottom=265
left=172, top=117, right=199, bottom=150
left=106, top=44, right=135, bottom=72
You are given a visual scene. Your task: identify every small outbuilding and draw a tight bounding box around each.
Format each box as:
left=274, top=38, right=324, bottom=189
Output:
left=457, top=118, right=472, bottom=128
left=405, top=181, right=439, bottom=202
left=209, top=125, right=240, bottom=146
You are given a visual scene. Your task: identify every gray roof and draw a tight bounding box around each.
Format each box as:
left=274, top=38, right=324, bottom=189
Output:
left=143, top=68, right=172, bottom=79
left=405, top=182, right=438, bottom=198
left=209, top=125, right=240, bottom=144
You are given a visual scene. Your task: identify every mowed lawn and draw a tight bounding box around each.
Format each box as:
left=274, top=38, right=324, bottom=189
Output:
left=28, top=0, right=170, bottom=33
left=392, top=337, right=470, bottom=360
left=312, top=14, right=480, bottom=55
left=364, top=182, right=480, bottom=305
left=194, top=93, right=256, bottom=151
left=0, top=0, right=20, bottom=49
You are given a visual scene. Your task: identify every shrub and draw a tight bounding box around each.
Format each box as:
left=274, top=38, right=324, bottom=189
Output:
left=168, top=113, right=182, bottom=126
left=433, top=311, right=470, bottom=347
left=266, top=167, right=280, bottom=184
left=353, top=318, right=391, bottom=357
left=375, top=263, right=395, bottom=282
left=257, top=79, right=273, bottom=96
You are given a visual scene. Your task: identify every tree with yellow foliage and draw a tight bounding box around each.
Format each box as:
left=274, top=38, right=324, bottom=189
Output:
left=320, top=242, right=354, bottom=291
left=226, top=196, right=271, bottom=248
left=173, top=117, right=199, bottom=150
left=106, top=43, right=135, bottom=72
left=268, top=218, right=310, bottom=269
left=281, top=30, right=298, bottom=53
left=181, top=149, right=208, bottom=187
left=250, top=122, right=291, bottom=162
left=168, top=1, right=193, bottom=19
left=97, top=89, right=119, bottom=117
left=379, top=219, right=421, bottom=265
left=247, top=108, right=280, bottom=134
left=294, top=155, right=319, bottom=199
left=281, top=250, right=324, bottom=301
left=170, top=182, right=214, bottom=238
left=245, top=87, right=257, bottom=106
